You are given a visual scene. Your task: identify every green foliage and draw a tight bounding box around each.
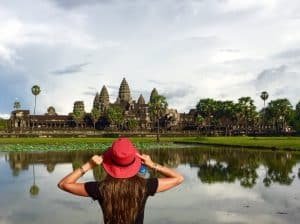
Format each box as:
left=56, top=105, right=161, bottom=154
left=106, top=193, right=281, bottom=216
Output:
left=29, top=184, right=39, bottom=196
left=265, top=98, right=293, bottom=132
left=196, top=98, right=216, bottom=120
left=106, top=105, right=124, bottom=128
left=1, top=136, right=300, bottom=151
left=0, top=137, right=179, bottom=152
left=296, top=101, right=300, bottom=117
left=290, top=101, right=300, bottom=132
left=148, top=95, right=168, bottom=120
left=31, top=85, right=41, bottom=96
left=90, top=107, right=101, bottom=129
left=127, top=118, right=138, bottom=131
left=0, top=118, right=7, bottom=130
left=148, top=94, right=168, bottom=142
left=72, top=103, right=86, bottom=127
left=236, top=97, right=257, bottom=133
left=194, top=96, right=300, bottom=135
left=260, top=91, right=269, bottom=102
left=31, top=85, right=41, bottom=115
left=177, top=136, right=300, bottom=150
left=196, top=97, right=257, bottom=135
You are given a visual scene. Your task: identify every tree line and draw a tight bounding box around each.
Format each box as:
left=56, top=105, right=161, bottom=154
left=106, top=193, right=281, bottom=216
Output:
left=6, top=86, right=300, bottom=137
left=196, top=91, right=300, bottom=135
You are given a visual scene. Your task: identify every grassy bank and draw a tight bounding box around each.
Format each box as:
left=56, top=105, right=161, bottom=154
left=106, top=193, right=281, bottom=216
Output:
left=0, top=136, right=300, bottom=151
left=174, top=136, right=300, bottom=151
left=0, top=137, right=181, bottom=152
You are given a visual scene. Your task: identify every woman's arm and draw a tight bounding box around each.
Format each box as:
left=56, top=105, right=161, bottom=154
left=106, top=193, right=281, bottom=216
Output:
left=57, top=155, right=103, bottom=196
left=136, top=153, right=184, bottom=192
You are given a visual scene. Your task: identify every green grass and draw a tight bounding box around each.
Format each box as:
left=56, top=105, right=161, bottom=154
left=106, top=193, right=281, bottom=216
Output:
left=1, top=136, right=300, bottom=151
left=0, top=137, right=195, bottom=145
left=0, top=137, right=181, bottom=152
left=174, top=136, right=300, bottom=150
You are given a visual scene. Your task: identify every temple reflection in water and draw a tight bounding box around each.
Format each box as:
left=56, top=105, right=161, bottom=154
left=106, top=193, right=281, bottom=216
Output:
left=5, top=147, right=300, bottom=188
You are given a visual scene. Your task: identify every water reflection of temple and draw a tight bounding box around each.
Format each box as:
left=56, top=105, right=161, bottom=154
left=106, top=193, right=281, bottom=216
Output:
left=5, top=149, right=300, bottom=187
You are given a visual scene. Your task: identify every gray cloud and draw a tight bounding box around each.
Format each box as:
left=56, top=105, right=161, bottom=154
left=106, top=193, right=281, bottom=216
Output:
left=219, top=49, right=240, bottom=53
left=162, top=87, right=193, bottom=101
left=0, top=66, right=32, bottom=113
left=51, top=63, right=90, bottom=75
left=1, top=0, right=300, bottom=114
left=106, top=85, right=119, bottom=91
left=255, top=65, right=287, bottom=88
left=148, top=80, right=165, bottom=89
left=87, top=86, right=98, bottom=91
left=147, top=80, right=195, bottom=102
left=253, top=65, right=300, bottom=105
left=83, top=91, right=97, bottom=96
left=50, top=0, right=109, bottom=9
left=274, top=48, right=300, bottom=59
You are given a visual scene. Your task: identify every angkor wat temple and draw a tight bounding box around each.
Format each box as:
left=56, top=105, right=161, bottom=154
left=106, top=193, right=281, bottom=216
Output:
left=8, top=78, right=197, bottom=132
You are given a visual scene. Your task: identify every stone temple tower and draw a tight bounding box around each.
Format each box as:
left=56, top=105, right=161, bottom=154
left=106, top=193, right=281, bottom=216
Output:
left=99, top=85, right=110, bottom=112
left=137, top=94, right=145, bottom=105
left=118, top=78, right=132, bottom=103
left=93, top=85, right=110, bottom=113
left=93, top=92, right=100, bottom=109
left=149, top=88, right=158, bottom=103
left=73, top=101, right=85, bottom=113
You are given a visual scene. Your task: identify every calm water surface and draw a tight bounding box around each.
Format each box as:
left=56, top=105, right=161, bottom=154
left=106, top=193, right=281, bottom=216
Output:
left=1, top=146, right=300, bottom=224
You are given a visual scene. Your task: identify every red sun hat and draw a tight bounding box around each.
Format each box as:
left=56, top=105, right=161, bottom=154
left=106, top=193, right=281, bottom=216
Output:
left=102, top=138, right=141, bottom=178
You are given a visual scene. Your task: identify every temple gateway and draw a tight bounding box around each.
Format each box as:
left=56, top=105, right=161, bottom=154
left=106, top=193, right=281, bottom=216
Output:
left=8, top=78, right=197, bottom=132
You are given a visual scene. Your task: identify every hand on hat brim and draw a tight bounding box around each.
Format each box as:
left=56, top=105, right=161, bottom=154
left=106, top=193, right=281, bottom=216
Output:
left=89, top=155, right=103, bottom=166
left=136, top=153, right=155, bottom=169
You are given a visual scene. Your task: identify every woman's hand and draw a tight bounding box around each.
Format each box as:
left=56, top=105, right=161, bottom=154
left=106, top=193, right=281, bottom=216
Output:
left=136, top=153, right=155, bottom=169
left=89, top=155, right=103, bottom=166
left=58, top=154, right=104, bottom=197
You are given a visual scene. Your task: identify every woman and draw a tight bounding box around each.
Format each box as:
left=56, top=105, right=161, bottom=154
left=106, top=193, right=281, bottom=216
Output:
left=58, top=137, right=184, bottom=224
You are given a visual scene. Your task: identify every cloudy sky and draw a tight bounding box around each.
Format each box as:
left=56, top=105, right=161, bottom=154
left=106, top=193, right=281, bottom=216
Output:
left=1, top=0, right=300, bottom=118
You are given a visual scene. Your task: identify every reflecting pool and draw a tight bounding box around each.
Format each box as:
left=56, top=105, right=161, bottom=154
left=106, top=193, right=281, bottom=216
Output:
left=1, top=146, right=300, bottom=224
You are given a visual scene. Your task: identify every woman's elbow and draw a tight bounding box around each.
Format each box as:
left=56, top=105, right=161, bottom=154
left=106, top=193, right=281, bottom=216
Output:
left=57, top=181, right=65, bottom=190
left=176, top=175, right=184, bottom=185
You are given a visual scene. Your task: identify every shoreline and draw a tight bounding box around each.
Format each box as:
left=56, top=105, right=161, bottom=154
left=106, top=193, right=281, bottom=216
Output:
left=174, top=141, right=299, bottom=152
left=0, top=136, right=300, bottom=152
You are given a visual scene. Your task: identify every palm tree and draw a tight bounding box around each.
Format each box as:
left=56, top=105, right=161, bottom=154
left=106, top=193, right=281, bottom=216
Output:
left=31, top=85, right=41, bottom=115
left=29, top=85, right=41, bottom=195
left=29, top=164, right=39, bottom=197
left=260, top=91, right=269, bottom=108
left=148, top=94, right=168, bottom=143
left=260, top=91, right=269, bottom=130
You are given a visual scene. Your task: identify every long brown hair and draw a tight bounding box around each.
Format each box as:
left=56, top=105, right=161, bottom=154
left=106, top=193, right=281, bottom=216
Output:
left=99, top=175, right=146, bottom=224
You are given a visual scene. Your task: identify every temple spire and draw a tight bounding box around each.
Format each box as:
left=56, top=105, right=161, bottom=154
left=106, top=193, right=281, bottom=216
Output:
left=149, top=88, right=158, bottom=103
left=93, top=92, right=100, bottom=109
left=119, top=78, right=131, bottom=102
left=137, top=94, right=145, bottom=105
left=99, top=85, right=109, bottom=105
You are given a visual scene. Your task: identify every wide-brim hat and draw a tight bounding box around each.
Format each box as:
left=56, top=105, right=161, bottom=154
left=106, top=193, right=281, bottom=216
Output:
left=102, top=138, right=141, bottom=178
